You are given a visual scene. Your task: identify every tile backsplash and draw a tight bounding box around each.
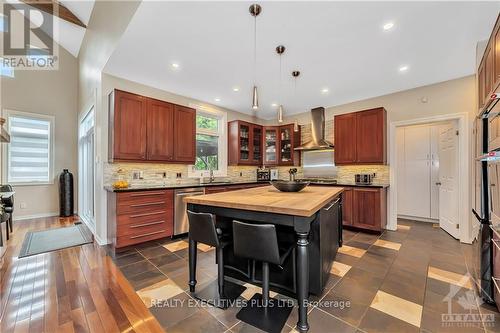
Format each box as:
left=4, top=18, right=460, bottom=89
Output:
left=104, top=123, right=389, bottom=187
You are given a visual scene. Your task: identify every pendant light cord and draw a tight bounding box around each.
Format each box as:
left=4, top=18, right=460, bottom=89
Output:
left=254, top=15, right=257, bottom=85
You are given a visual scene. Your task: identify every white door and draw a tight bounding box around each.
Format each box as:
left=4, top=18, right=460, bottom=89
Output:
left=78, top=108, right=95, bottom=231
left=438, top=121, right=459, bottom=238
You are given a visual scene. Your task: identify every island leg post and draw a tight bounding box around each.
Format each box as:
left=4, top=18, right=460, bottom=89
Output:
left=188, top=238, right=197, bottom=292
left=296, top=231, right=310, bottom=332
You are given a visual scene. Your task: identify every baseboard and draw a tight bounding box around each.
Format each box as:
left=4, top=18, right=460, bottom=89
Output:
left=398, top=214, right=438, bottom=223
left=13, top=212, right=59, bottom=221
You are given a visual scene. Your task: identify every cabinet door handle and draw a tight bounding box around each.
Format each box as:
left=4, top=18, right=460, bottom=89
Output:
left=436, top=182, right=442, bottom=186
left=129, top=210, right=166, bottom=218
left=130, top=230, right=164, bottom=239
left=492, top=239, right=500, bottom=251
left=130, top=220, right=165, bottom=228
left=130, top=201, right=165, bottom=208
left=131, top=192, right=165, bottom=197
left=324, top=201, right=337, bottom=211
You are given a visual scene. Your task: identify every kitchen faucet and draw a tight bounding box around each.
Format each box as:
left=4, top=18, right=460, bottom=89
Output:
left=289, top=168, right=297, bottom=181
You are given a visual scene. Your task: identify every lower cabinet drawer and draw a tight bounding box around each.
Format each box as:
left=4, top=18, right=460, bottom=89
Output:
left=116, top=229, right=171, bottom=248
left=117, top=209, right=172, bottom=226
left=117, top=218, right=172, bottom=237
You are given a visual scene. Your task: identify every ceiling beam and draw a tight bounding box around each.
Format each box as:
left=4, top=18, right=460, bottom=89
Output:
left=20, top=0, right=86, bottom=28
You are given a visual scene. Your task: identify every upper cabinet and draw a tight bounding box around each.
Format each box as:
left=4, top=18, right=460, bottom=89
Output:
left=110, top=90, right=148, bottom=161
left=228, top=121, right=263, bottom=166
left=173, top=105, right=196, bottom=163
left=228, top=121, right=300, bottom=166
left=109, top=90, right=196, bottom=163
left=477, top=14, right=500, bottom=112
left=334, top=107, right=387, bottom=165
left=147, top=99, right=174, bottom=161
left=334, top=113, right=357, bottom=164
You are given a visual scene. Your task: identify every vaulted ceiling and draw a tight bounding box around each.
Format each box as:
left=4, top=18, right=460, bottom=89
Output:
left=102, top=2, right=498, bottom=119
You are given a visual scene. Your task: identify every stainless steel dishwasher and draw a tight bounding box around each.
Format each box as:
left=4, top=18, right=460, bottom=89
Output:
left=174, top=187, right=205, bottom=236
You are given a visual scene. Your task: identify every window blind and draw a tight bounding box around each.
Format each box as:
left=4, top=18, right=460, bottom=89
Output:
left=8, top=115, right=51, bottom=183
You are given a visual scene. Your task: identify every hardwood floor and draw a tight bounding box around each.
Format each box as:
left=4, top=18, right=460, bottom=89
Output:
left=0, top=216, right=164, bottom=333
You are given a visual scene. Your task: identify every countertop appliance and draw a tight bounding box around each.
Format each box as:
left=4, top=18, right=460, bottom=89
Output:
left=256, top=168, right=271, bottom=181
left=270, top=169, right=279, bottom=180
left=174, top=187, right=205, bottom=236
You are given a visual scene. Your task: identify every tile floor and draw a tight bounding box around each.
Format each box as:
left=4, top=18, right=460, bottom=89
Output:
left=108, top=220, right=500, bottom=333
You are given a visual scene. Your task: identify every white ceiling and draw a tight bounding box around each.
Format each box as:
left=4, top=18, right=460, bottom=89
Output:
left=6, top=0, right=95, bottom=57
left=104, top=1, right=500, bottom=120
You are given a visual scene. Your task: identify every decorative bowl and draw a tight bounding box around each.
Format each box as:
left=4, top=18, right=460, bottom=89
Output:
left=270, top=180, right=310, bottom=192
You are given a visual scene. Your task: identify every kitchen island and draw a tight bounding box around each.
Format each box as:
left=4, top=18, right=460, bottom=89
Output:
left=185, top=185, right=343, bottom=332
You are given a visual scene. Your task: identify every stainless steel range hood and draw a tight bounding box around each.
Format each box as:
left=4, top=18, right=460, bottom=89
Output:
left=294, top=107, right=334, bottom=151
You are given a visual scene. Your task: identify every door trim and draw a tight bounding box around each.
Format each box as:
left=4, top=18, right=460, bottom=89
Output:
left=388, top=112, right=470, bottom=243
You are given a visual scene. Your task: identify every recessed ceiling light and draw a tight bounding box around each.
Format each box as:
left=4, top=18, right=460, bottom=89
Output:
left=321, top=88, right=329, bottom=94
left=399, top=65, right=409, bottom=72
left=214, top=97, right=221, bottom=102
left=232, top=87, right=240, bottom=92
left=271, top=103, right=278, bottom=107
left=171, top=62, right=180, bottom=69
left=383, top=22, right=394, bottom=31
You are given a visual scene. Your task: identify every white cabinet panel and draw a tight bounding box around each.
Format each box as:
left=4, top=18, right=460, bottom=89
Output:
left=403, top=160, right=431, bottom=217
left=430, top=125, right=440, bottom=219
left=404, top=125, right=430, bottom=161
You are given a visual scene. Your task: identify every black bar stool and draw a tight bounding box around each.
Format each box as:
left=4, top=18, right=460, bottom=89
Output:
left=1, top=185, right=14, bottom=238
left=233, top=221, right=294, bottom=333
left=187, top=210, right=246, bottom=309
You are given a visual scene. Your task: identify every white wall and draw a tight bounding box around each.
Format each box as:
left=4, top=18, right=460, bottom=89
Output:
left=1, top=46, right=78, bottom=220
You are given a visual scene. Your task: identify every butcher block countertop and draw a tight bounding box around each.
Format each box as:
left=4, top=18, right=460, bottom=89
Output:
left=184, top=185, right=344, bottom=217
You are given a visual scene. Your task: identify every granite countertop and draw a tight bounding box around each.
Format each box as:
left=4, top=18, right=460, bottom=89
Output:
left=328, top=182, right=389, bottom=188
left=105, top=179, right=389, bottom=192
left=105, top=180, right=266, bottom=192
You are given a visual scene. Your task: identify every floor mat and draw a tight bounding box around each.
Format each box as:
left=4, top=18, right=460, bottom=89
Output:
left=18, top=223, right=93, bottom=258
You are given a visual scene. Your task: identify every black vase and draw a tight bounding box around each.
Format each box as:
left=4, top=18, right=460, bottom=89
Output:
left=59, top=169, right=74, bottom=217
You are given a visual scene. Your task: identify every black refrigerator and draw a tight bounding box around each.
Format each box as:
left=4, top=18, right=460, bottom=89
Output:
left=473, top=93, right=500, bottom=306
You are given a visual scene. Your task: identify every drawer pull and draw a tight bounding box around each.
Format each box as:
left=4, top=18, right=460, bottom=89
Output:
left=129, top=230, right=164, bottom=239
left=130, top=192, right=165, bottom=197
left=130, top=201, right=166, bottom=208
left=130, top=220, right=165, bottom=228
left=129, top=210, right=166, bottom=218
left=493, top=239, right=500, bottom=251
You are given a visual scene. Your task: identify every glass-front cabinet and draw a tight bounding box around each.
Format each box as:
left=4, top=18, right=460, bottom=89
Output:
left=228, top=120, right=263, bottom=166
left=239, top=123, right=250, bottom=163
left=228, top=121, right=299, bottom=166
left=279, top=124, right=294, bottom=165
left=263, top=127, right=278, bottom=165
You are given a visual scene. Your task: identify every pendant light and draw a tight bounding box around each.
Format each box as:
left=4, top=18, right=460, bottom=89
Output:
left=249, top=4, right=261, bottom=110
left=292, top=70, right=300, bottom=132
left=276, top=45, right=285, bottom=122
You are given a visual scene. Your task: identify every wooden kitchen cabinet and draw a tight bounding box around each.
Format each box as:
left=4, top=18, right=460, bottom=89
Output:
left=263, top=126, right=279, bottom=165
left=334, top=108, right=386, bottom=165
left=352, top=187, right=387, bottom=232
left=334, top=113, right=357, bottom=164
left=109, top=90, right=196, bottom=163
left=147, top=99, right=174, bottom=161
left=173, top=105, right=196, bottom=163
left=110, top=90, right=148, bottom=161
left=108, top=189, right=174, bottom=248
left=477, top=14, right=500, bottom=112
left=279, top=124, right=298, bottom=166
left=341, top=188, right=354, bottom=226
left=228, top=121, right=262, bottom=166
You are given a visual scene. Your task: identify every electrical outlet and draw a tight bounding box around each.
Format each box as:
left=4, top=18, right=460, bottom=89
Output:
left=20, top=202, right=27, bottom=209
